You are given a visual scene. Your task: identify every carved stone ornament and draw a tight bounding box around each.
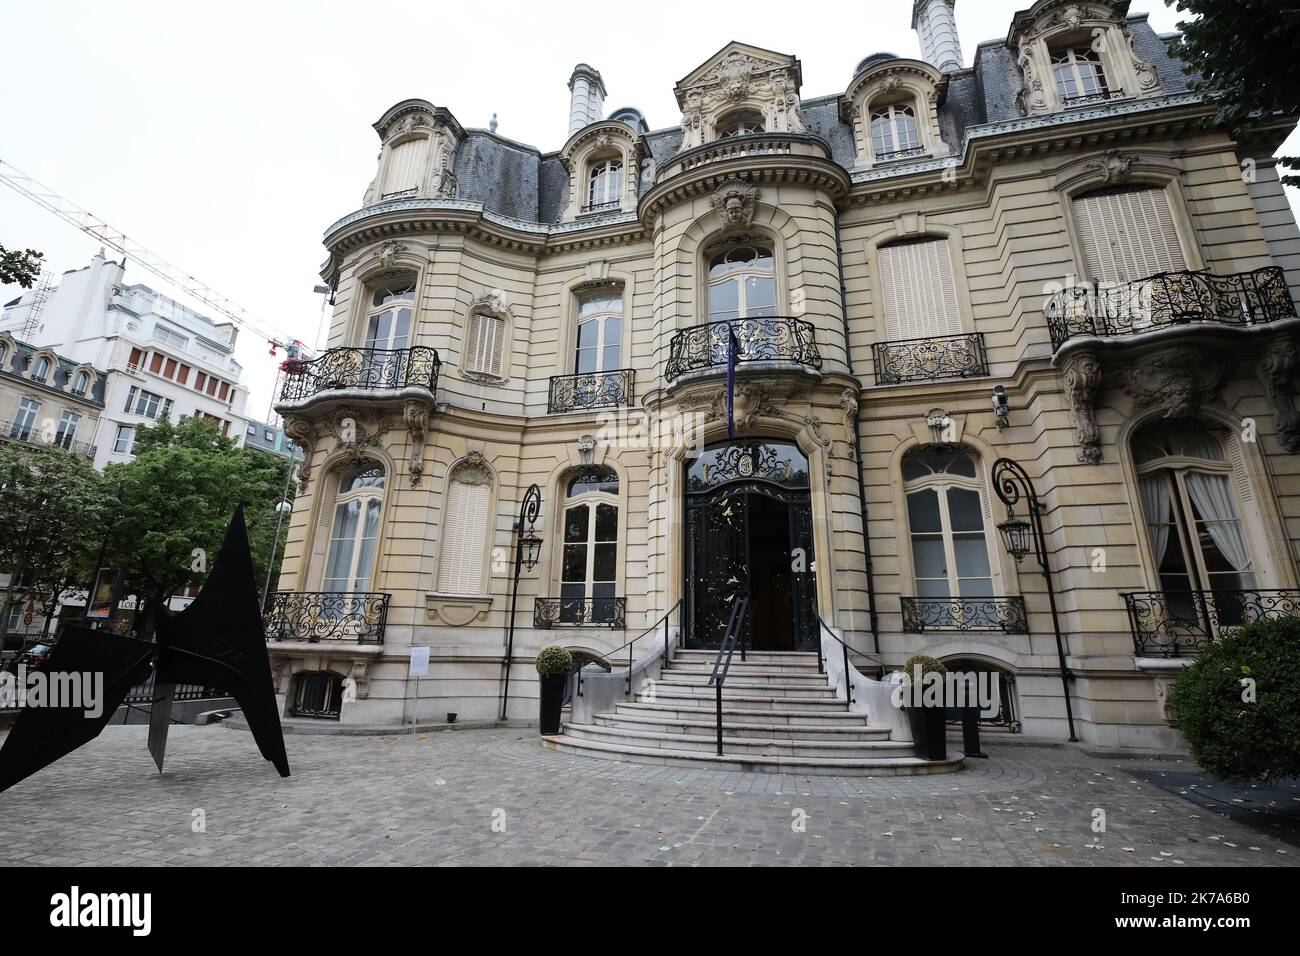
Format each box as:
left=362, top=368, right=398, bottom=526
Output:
left=329, top=408, right=389, bottom=460
left=450, top=450, right=493, bottom=486
left=839, top=387, right=860, bottom=460
left=712, top=51, right=756, bottom=102
left=1086, top=149, right=1135, bottom=184
left=711, top=179, right=760, bottom=229
left=1258, top=336, right=1300, bottom=452
left=403, top=400, right=431, bottom=487
left=471, top=290, right=510, bottom=316
left=577, top=434, right=597, bottom=465
left=1063, top=351, right=1103, bottom=464
left=372, top=240, right=408, bottom=268
left=283, top=416, right=317, bottom=490
left=1124, top=346, right=1225, bottom=421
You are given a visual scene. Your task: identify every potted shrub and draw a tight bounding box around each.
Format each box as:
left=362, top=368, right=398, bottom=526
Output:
left=1171, top=617, right=1300, bottom=784
left=535, top=645, right=573, bottom=736
left=898, top=654, right=949, bottom=760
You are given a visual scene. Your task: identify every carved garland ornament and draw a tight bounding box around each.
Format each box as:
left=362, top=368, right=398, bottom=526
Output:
left=1063, top=351, right=1103, bottom=464
left=1124, top=346, right=1225, bottom=421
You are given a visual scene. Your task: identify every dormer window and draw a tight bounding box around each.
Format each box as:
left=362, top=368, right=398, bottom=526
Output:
left=30, top=356, right=51, bottom=382
left=716, top=110, right=765, bottom=139
left=1051, top=46, right=1111, bottom=106
left=71, top=371, right=90, bottom=396
left=586, top=159, right=623, bottom=212
left=870, top=105, right=923, bottom=163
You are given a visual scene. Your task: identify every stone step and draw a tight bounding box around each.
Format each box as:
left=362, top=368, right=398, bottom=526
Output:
left=671, top=650, right=818, bottom=665
left=541, top=734, right=964, bottom=777
left=655, top=669, right=832, bottom=688
left=614, top=701, right=867, bottom=726
left=593, top=711, right=892, bottom=741
left=634, top=689, right=846, bottom=710
left=649, top=678, right=838, bottom=700
left=564, top=723, right=914, bottom=760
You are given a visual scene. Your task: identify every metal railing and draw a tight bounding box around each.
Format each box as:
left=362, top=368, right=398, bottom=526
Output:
left=874, top=145, right=927, bottom=163
left=1045, top=267, right=1296, bottom=350
left=1124, top=588, right=1300, bottom=657
left=664, top=316, right=822, bottom=382
left=1060, top=87, right=1127, bottom=107
left=278, top=346, right=440, bottom=403
left=580, top=200, right=621, bottom=214
left=814, top=614, right=858, bottom=705
left=0, top=420, right=96, bottom=458
left=533, top=597, right=626, bottom=629
left=262, top=591, right=391, bottom=644
left=901, top=597, right=1029, bottom=633
left=547, top=369, right=635, bottom=413
left=567, top=599, right=685, bottom=701
left=872, top=332, right=988, bottom=385
left=707, top=596, right=751, bottom=756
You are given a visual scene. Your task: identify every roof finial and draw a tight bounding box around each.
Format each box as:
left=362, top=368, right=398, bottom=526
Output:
left=489, top=112, right=498, bottom=133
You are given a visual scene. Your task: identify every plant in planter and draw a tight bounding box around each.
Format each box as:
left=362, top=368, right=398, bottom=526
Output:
left=897, top=654, right=949, bottom=761
left=535, top=645, right=574, bottom=736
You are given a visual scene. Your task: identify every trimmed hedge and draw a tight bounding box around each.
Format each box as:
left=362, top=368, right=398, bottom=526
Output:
left=1170, top=617, right=1300, bottom=784
left=535, top=645, right=574, bottom=678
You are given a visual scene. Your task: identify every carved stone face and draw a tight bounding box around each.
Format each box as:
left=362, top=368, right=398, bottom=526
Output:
left=722, top=194, right=746, bottom=225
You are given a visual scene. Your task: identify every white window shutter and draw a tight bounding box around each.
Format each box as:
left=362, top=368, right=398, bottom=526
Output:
left=465, top=313, right=505, bottom=376
left=384, top=138, right=430, bottom=196
left=878, top=239, right=962, bottom=340
left=438, top=480, right=490, bottom=593
left=1074, top=187, right=1187, bottom=284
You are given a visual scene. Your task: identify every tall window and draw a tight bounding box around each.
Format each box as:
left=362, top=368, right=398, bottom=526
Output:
left=716, top=110, right=765, bottom=138
left=55, top=411, right=80, bottom=449
left=1073, top=186, right=1187, bottom=285
left=1134, top=423, right=1254, bottom=604
left=1051, top=46, right=1108, bottom=103
left=365, top=282, right=415, bottom=351
left=587, top=158, right=623, bottom=209
left=903, top=448, right=994, bottom=600
left=870, top=104, right=922, bottom=161
left=464, top=310, right=506, bottom=377
left=559, top=468, right=619, bottom=624
left=30, top=356, right=51, bottom=382
left=322, top=462, right=386, bottom=594
left=437, top=465, right=492, bottom=595
left=575, top=289, right=622, bottom=373
left=10, top=398, right=40, bottom=441
left=71, top=371, right=90, bottom=396
left=878, top=238, right=962, bottom=340
left=707, top=242, right=776, bottom=322
left=383, top=136, right=430, bottom=198
left=123, top=387, right=163, bottom=419
left=114, top=424, right=137, bottom=455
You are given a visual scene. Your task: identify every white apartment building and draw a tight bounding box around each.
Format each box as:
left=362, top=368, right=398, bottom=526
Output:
left=1, top=252, right=250, bottom=468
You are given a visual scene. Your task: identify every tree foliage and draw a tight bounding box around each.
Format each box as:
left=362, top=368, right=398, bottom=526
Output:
left=0, top=243, right=44, bottom=289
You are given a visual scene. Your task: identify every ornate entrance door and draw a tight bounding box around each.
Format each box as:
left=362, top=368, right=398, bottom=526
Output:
left=684, top=440, right=817, bottom=651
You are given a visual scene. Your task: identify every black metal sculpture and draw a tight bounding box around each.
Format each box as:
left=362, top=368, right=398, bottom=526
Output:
left=0, top=506, right=290, bottom=794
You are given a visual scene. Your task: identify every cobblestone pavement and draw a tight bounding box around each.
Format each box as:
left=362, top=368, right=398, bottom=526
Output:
left=0, top=725, right=1294, bottom=866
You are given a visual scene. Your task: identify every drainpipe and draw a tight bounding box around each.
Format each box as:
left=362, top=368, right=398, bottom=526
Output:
left=833, top=208, right=880, bottom=657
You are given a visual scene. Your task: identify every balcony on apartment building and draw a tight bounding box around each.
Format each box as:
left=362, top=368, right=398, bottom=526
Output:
left=262, top=591, right=391, bottom=645
left=276, top=346, right=441, bottom=414
left=1124, top=588, right=1300, bottom=658
left=900, top=596, right=1028, bottom=634
left=872, top=332, right=989, bottom=386
left=0, top=419, right=96, bottom=459
left=547, top=368, right=636, bottom=414
left=663, top=316, right=822, bottom=387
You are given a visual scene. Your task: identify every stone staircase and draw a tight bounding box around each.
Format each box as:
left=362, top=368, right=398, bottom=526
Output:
left=542, top=648, right=963, bottom=775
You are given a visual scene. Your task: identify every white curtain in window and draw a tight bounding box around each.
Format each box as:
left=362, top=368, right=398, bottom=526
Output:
left=1073, top=187, right=1187, bottom=284
left=1184, top=471, right=1252, bottom=573
left=878, top=239, right=962, bottom=340
left=1138, top=474, right=1171, bottom=564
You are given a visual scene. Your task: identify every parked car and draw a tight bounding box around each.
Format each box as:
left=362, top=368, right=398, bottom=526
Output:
left=5, top=642, right=55, bottom=674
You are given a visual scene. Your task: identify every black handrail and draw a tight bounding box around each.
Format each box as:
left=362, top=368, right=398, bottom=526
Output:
left=814, top=614, right=858, bottom=705
left=598, top=599, right=684, bottom=694
left=706, top=596, right=751, bottom=756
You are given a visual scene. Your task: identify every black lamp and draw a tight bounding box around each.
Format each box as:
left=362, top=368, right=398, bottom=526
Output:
left=520, top=529, right=543, bottom=570
left=997, top=511, right=1032, bottom=562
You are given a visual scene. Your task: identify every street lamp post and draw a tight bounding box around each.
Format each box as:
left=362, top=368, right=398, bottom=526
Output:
left=991, top=457, right=1078, bottom=742
left=500, top=483, right=543, bottom=720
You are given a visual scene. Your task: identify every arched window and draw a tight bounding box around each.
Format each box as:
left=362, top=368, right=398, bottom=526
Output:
left=30, top=355, right=51, bottom=382
left=437, top=462, right=492, bottom=595
left=559, top=467, right=620, bottom=624
left=464, top=310, right=507, bottom=377
left=706, top=241, right=776, bottom=322
left=903, top=448, right=994, bottom=602
left=1133, top=423, right=1254, bottom=602
left=575, top=288, right=622, bottom=373
left=1051, top=46, right=1109, bottom=104
left=365, top=280, right=415, bottom=351
left=71, top=370, right=90, bottom=396
left=322, top=461, right=386, bottom=594
left=716, top=110, right=765, bottom=138
left=870, top=104, right=922, bottom=162
left=587, top=158, right=623, bottom=210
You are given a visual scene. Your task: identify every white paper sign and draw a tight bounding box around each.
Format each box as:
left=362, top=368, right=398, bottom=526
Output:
left=408, top=646, right=430, bottom=677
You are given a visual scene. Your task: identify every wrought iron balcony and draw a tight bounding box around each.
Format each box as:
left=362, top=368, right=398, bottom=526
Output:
left=874, top=145, right=928, bottom=163
left=1124, top=589, right=1300, bottom=658
left=0, top=420, right=96, bottom=458
left=1060, top=87, right=1127, bottom=107
left=580, top=200, right=621, bottom=214
left=873, top=332, right=988, bottom=385
left=548, top=369, right=635, bottom=413
left=901, top=596, right=1028, bottom=633
left=534, top=597, right=626, bottom=629
left=1045, top=267, right=1296, bottom=351
left=263, top=591, right=391, bottom=645
left=278, top=346, right=440, bottom=404
left=664, top=316, right=822, bottom=383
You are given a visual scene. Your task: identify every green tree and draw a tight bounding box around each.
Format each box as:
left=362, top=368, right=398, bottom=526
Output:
left=103, top=416, right=291, bottom=635
left=0, top=443, right=110, bottom=647
left=1167, top=0, right=1300, bottom=182
left=0, top=243, right=44, bottom=289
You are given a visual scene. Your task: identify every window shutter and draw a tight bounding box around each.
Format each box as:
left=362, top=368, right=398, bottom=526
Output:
left=384, top=137, right=430, bottom=196
left=465, top=313, right=505, bottom=376
left=1074, top=187, right=1187, bottom=284
left=878, top=239, right=962, bottom=340
left=438, top=479, right=490, bottom=593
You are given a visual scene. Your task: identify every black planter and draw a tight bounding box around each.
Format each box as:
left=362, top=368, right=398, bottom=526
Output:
left=905, top=705, right=948, bottom=761
left=538, top=673, right=567, bottom=735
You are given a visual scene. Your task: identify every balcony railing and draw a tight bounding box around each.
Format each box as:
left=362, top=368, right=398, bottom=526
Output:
left=262, top=591, right=391, bottom=645
left=901, top=597, right=1028, bottom=633
left=0, top=420, right=96, bottom=458
left=278, top=346, right=440, bottom=404
left=580, top=200, right=621, bottom=214
left=874, top=145, right=928, bottom=163
left=873, top=332, right=988, bottom=385
left=1045, top=267, right=1296, bottom=350
left=534, top=597, right=626, bottom=629
left=1124, top=589, right=1300, bottom=657
left=548, top=369, right=635, bottom=413
left=664, top=316, right=822, bottom=383
left=1060, top=87, right=1127, bottom=107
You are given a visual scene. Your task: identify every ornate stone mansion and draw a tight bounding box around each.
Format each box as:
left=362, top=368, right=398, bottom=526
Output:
left=266, top=0, right=1300, bottom=760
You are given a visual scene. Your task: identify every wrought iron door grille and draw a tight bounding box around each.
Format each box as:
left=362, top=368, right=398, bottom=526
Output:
left=547, top=369, right=635, bottom=413
left=872, top=332, right=989, bottom=385
left=901, top=597, right=1028, bottom=633
left=533, top=597, right=626, bottom=628
left=664, top=316, right=822, bottom=382
left=278, top=346, right=440, bottom=403
left=1124, top=589, right=1300, bottom=657
left=262, top=592, right=391, bottom=644
left=1045, top=267, right=1296, bottom=350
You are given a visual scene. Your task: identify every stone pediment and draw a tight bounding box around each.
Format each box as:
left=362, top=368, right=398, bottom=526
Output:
left=674, top=42, right=802, bottom=107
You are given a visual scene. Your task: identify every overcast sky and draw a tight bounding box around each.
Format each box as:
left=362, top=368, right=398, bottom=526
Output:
left=2, top=0, right=1295, bottom=416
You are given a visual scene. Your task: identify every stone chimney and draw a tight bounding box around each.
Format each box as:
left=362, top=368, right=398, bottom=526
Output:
left=567, top=64, right=607, bottom=135
left=912, top=0, right=963, bottom=73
